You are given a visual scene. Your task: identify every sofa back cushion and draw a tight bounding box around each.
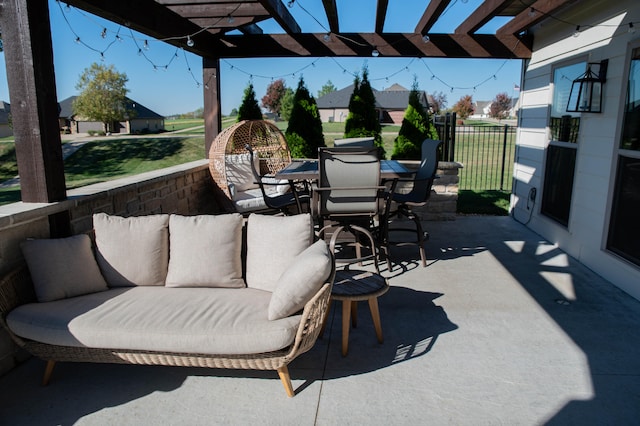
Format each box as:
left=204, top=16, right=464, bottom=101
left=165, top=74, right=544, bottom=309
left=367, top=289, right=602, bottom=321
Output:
left=94, top=213, right=169, bottom=287
left=245, top=213, right=314, bottom=292
left=165, top=214, right=245, bottom=288
left=20, top=234, right=108, bottom=302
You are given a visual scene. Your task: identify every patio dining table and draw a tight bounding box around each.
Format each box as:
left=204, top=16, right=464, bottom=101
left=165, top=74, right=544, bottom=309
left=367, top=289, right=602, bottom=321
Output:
left=274, top=159, right=413, bottom=181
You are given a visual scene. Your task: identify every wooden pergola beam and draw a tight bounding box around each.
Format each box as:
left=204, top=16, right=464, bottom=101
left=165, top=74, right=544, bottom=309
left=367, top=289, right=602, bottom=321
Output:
left=415, top=0, right=453, bottom=35
left=375, top=0, right=389, bottom=34
left=322, top=0, right=339, bottom=33
left=455, top=0, right=513, bottom=34
left=64, top=0, right=228, bottom=59
left=219, top=33, right=532, bottom=59
left=257, top=0, right=301, bottom=35
left=497, top=0, right=573, bottom=36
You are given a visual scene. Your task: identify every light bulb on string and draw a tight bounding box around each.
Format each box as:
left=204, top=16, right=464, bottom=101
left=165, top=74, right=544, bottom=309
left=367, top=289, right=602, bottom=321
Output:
left=101, top=28, right=107, bottom=39
left=573, top=25, right=581, bottom=37
left=143, top=40, right=150, bottom=50
left=323, top=33, right=331, bottom=42
left=372, top=48, right=380, bottom=57
left=422, top=35, right=430, bottom=43
left=187, top=36, right=195, bottom=47
left=75, top=36, right=81, bottom=44
left=629, top=23, right=636, bottom=34
left=528, top=8, right=536, bottom=18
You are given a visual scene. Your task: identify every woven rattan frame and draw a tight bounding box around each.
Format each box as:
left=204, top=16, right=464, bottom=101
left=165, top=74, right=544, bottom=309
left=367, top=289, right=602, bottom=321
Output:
left=0, top=262, right=335, bottom=397
left=209, top=120, right=292, bottom=208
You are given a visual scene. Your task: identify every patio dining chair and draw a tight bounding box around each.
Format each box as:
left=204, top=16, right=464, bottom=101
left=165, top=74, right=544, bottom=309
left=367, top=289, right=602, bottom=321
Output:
left=385, top=138, right=442, bottom=267
left=314, top=146, right=387, bottom=270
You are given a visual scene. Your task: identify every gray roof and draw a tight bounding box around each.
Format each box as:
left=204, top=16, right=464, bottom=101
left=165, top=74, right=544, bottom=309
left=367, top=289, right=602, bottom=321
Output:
left=58, top=96, right=164, bottom=120
left=316, top=84, right=429, bottom=110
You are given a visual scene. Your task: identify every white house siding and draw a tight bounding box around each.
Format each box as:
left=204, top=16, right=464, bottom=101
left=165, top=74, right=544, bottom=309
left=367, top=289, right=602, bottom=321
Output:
left=514, top=0, right=640, bottom=300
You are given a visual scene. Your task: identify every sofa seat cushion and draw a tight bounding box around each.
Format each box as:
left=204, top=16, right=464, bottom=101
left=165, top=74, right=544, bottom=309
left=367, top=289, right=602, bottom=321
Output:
left=232, top=188, right=268, bottom=213
left=7, top=287, right=301, bottom=355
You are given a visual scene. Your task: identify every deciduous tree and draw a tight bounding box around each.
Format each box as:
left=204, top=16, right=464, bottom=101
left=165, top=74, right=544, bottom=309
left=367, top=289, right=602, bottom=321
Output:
left=261, top=79, right=287, bottom=115
left=73, top=63, right=130, bottom=133
left=429, top=91, right=448, bottom=114
left=489, top=92, right=513, bottom=120
left=453, top=94, right=475, bottom=120
left=317, top=80, right=337, bottom=98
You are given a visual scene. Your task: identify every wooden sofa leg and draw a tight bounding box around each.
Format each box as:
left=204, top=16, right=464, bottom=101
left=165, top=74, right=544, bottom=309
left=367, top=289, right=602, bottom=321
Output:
left=277, top=366, right=295, bottom=397
left=42, top=360, right=56, bottom=386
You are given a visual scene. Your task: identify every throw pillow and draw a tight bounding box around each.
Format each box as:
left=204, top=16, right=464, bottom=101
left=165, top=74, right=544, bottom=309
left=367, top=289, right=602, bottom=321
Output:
left=20, top=234, right=108, bottom=302
left=165, top=214, right=245, bottom=288
left=268, top=240, right=333, bottom=320
left=93, top=213, right=170, bottom=287
left=245, top=213, right=314, bottom=292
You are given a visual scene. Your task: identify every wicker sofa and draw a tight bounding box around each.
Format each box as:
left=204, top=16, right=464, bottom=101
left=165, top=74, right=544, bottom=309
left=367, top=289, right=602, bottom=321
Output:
left=0, top=212, right=334, bottom=397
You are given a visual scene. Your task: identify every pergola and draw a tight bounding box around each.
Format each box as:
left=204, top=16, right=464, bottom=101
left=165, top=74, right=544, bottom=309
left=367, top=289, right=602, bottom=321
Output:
left=0, top=0, right=572, bottom=229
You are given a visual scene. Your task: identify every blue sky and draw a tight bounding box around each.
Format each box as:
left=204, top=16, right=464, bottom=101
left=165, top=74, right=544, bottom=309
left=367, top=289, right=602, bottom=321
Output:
left=0, top=0, right=523, bottom=117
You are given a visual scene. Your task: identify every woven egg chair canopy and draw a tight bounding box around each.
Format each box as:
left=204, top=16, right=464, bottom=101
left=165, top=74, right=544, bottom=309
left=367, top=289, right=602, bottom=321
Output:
left=209, top=120, right=292, bottom=208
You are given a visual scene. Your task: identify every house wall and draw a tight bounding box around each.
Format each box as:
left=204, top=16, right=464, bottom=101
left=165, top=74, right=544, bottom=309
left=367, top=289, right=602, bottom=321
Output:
left=129, top=118, right=165, bottom=134
left=513, top=0, right=640, bottom=300
left=0, top=160, right=219, bottom=377
left=0, top=124, right=12, bottom=138
left=319, top=108, right=349, bottom=123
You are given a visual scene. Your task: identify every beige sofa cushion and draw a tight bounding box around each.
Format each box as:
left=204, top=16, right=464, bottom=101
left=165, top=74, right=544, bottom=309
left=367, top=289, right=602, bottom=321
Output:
left=7, top=287, right=301, bottom=355
left=268, top=240, right=332, bottom=320
left=94, top=213, right=169, bottom=287
left=245, top=213, right=314, bottom=292
left=226, top=153, right=259, bottom=192
left=166, top=214, right=245, bottom=288
left=20, top=234, right=108, bottom=302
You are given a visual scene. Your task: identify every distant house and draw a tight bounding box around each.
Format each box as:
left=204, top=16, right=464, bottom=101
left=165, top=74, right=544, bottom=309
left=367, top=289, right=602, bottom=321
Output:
left=471, top=98, right=519, bottom=119
left=58, top=96, right=165, bottom=134
left=0, top=101, right=12, bottom=138
left=316, top=83, right=430, bottom=125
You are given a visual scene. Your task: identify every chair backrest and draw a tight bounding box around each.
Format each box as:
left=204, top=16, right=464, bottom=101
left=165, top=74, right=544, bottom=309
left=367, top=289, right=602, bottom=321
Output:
left=318, top=147, right=381, bottom=216
left=406, top=139, right=443, bottom=203
left=333, top=137, right=375, bottom=147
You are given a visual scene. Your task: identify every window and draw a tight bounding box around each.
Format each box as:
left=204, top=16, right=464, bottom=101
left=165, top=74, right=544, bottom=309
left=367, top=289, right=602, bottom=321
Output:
left=607, top=48, right=640, bottom=266
left=541, top=61, right=586, bottom=226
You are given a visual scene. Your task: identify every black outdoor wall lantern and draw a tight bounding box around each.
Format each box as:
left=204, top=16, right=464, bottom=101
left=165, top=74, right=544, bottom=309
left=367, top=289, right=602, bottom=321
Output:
left=566, top=59, right=608, bottom=113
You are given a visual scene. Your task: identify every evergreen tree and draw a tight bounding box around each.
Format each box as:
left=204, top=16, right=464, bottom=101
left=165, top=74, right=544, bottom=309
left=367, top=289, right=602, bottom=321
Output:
left=285, top=77, right=324, bottom=158
left=392, top=78, right=439, bottom=160
left=237, top=83, right=262, bottom=121
left=344, top=66, right=384, bottom=156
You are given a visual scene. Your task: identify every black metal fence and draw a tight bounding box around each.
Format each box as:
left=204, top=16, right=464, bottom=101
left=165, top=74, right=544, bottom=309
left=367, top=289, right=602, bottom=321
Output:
left=434, top=113, right=517, bottom=191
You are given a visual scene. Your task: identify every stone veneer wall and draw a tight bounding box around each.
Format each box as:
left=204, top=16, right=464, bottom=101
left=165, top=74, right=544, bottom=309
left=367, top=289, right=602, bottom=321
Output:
left=399, top=161, right=462, bottom=221
left=0, top=159, right=219, bottom=376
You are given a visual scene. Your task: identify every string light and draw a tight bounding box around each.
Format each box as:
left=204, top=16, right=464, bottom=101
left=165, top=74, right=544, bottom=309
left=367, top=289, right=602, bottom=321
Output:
left=573, top=25, right=581, bottom=38
left=53, top=0, right=640, bottom=93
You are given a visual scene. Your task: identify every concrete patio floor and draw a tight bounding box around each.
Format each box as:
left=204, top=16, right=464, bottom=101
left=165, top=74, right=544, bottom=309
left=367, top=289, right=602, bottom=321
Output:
left=1, top=215, right=640, bottom=425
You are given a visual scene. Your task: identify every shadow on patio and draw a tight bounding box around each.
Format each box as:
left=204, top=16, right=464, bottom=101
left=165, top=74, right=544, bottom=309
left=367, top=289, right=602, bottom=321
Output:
left=1, top=216, right=639, bottom=425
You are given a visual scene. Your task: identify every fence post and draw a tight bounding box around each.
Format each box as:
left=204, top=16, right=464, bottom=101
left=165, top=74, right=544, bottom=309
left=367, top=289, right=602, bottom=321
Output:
left=449, top=112, right=456, bottom=161
left=500, top=124, right=508, bottom=190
